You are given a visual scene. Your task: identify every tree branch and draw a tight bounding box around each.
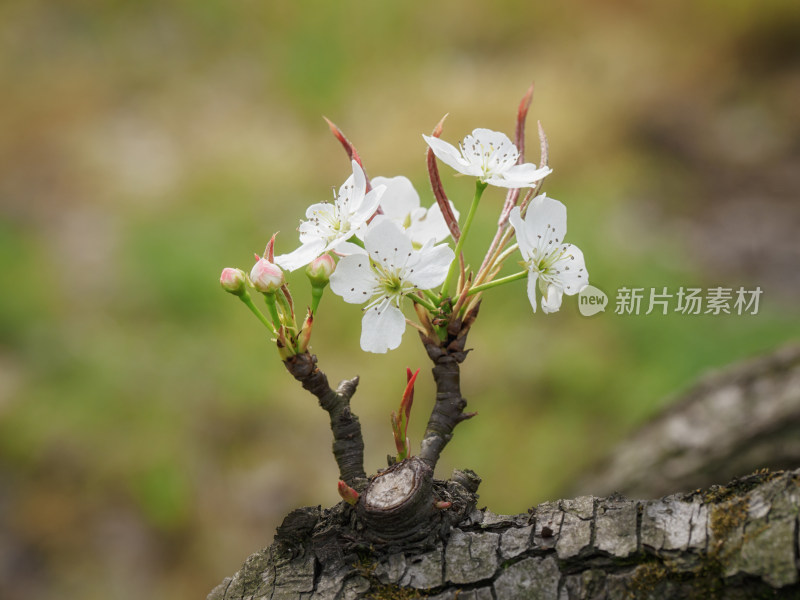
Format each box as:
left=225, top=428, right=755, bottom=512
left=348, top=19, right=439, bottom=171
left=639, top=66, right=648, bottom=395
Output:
left=283, top=352, right=366, bottom=486
left=418, top=305, right=481, bottom=471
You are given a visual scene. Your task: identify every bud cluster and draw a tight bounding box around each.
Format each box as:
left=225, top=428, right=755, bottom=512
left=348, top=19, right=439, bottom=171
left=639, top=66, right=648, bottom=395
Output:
left=220, top=238, right=338, bottom=358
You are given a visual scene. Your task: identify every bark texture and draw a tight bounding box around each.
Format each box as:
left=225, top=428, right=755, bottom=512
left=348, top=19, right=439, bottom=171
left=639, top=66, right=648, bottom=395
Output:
left=284, top=352, right=366, bottom=487
left=208, top=468, right=800, bottom=600
left=355, top=457, right=438, bottom=545
left=572, top=343, right=800, bottom=499
left=418, top=308, right=480, bottom=470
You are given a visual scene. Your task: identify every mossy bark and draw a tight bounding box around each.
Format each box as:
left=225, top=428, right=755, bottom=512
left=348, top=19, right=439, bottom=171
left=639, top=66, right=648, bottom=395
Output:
left=208, top=469, right=800, bottom=600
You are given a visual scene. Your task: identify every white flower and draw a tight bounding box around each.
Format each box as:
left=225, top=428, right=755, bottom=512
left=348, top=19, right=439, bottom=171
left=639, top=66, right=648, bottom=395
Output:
left=509, top=196, right=588, bottom=314
left=330, top=219, right=454, bottom=353
left=371, top=175, right=459, bottom=245
left=275, top=160, right=385, bottom=271
left=423, top=128, right=552, bottom=188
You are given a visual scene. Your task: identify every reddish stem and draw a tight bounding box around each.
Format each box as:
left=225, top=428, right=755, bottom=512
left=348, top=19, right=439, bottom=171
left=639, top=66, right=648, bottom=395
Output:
left=426, top=115, right=461, bottom=242
left=323, top=116, right=373, bottom=193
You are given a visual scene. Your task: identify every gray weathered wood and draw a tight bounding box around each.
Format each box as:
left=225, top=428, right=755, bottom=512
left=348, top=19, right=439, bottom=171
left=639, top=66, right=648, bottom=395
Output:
left=208, top=469, right=800, bottom=599
left=572, top=343, right=800, bottom=499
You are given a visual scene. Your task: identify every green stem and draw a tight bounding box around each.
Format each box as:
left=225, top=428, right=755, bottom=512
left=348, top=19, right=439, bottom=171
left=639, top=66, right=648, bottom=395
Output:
left=275, top=288, right=293, bottom=324
left=493, top=243, right=519, bottom=270
left=422, top=288, right=441, bottom=305
left=441, top=181, right=487, bottom=299
left=408, top=293, right=439, bottom=314
left=310, top=285, right=325, bottom=315
left=262, top=292, right=282, bottom=328
left=467, top=270, right=528, bottom=296
left=238, top=291, right=276, bottom=333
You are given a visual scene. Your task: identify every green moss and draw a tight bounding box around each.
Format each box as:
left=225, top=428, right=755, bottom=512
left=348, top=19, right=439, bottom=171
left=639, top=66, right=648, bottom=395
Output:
left=351, top=554, right=426, bottom=600
left=625, top=493, right=755, bottom=600
left=702, top=469, right=782, bottom=504
left=626, top=559, right=727, bottom=600
left=709, top=497, right=749, bottom=541
left=628, top=561, right=670, bottom=597
left=364, top=583, right=425, bottom=600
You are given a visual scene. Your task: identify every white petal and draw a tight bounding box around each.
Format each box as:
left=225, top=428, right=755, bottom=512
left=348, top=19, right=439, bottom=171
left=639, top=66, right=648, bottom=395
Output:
left=352, top=213, right=385, bottom=241
left=275, top=240, right=325, bottom=272
left=483, top=176, right=524, bottom=189
left=551, top=243, right=588, bottom=296
left=304, top=201, right=333, bottom=220
left=331, top=240, right=368, bottom=256
left=407, top=201, right=459, bottom=244
left=336, top=174, right=356, bottom=215
left=423, top=134, right=473, bottom=175
left=364, top=219, right=413, bottom=269
left=324, top=234, right=361, bottom=255
left=371, top=176, right=420, bottom=223
left=360, top=302, right=406, bottom=353
left=508, top=206, right=534, bottom=259
left=336, top=160, right=367, bottom=214
left=329, top=255, right=376, bottom=303
left=541, top=284, right=564, bottom=314
left=335, top=164, right=363, bottom=219
left=524, top=195, right=568, bottom=249
left=406, top=243, right=454, bottom=290
left=488, top=163, right=552, bottom=188
left=526, top=271, right=539, bottom=313
left=350, top=159, right=367, bottom=201
left=469, top=128, right=515, bottom=150
left=350, top=184, right=385, bottom=226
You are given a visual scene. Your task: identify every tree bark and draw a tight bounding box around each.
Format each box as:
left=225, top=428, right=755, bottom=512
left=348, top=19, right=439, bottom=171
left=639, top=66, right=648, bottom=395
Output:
left=571, top=343, right=800, bottom=499
left=208, top=468, right=800, bottom=599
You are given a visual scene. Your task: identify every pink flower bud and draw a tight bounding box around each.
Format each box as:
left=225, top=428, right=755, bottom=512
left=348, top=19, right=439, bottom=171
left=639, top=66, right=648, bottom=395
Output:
left=220, top=268, right=247, bottom=296
left=305, top=254, right=336, bottom=287
left=434, top=500, right=452, bottom=510
left=337, top=480, right=359, bottom=506
left=250, top=257, right=285, bottom=293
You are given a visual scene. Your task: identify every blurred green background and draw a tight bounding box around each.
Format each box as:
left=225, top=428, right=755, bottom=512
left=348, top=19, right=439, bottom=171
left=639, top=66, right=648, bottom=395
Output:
left=1, top=1, right=799, bottom=598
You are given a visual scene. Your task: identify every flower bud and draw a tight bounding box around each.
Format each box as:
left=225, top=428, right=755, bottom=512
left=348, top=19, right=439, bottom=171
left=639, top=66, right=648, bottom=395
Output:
left=305, top=254, right=336, bottom=287
left=220, top=268, right=247, bottom=296
left=337, top=480, right=359, bottom=506
left=296, top=308, right=314, bottom=353
left=250, top=257, right=285, bottom=294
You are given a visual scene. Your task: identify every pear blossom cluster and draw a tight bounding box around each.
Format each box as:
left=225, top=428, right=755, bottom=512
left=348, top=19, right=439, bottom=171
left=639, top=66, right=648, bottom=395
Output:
left=219, top=89, right=593, bottom=504
left=330, top=219, right=454, bottom=353
left=220, top=104, right=589, bottom=356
